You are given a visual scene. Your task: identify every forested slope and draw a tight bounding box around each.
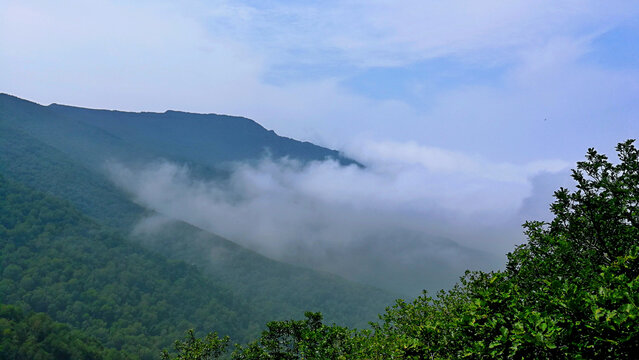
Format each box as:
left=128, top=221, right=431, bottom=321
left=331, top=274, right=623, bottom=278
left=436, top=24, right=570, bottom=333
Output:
left=0, top=175, right=258, bottom=359
left=0, top=120, right=395, bottom=328
left=132, top=221, right=396, bottom=327
left=0, top=123, right=145, bottom=230
left=0, top=93, right=395, bottom=349
left=0, top=303, right=130, bottom=360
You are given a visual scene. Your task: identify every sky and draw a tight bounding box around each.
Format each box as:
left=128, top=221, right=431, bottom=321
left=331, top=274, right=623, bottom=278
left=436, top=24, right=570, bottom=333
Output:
left=2, top=0, right=639, bottom=293
left=2, top=0, right=638, bottom=160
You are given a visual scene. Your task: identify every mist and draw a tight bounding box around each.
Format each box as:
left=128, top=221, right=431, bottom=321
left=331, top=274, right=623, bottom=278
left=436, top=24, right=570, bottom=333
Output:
left=107, top=141, right=571, bottom=295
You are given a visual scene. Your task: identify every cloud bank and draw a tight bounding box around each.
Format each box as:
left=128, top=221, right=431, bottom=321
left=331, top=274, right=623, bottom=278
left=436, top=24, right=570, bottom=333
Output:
left=107, top=142, right=570, bottom=295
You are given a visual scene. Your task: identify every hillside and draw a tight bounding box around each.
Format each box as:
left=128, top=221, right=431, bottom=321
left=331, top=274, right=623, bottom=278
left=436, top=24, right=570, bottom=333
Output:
left=0, top=94, right=395, bottom=343
left=3, top=93, right=489, bottom=296
left=0, top=105, right=395, bottom=327
left=0, top=175, right=258, bottom=357
left=0, top=94, right=356, bottom=172
left=130, top=220, right=395, bottom=324
left=0, top=303, right=130, bottom=360
left=47, top=103, right=357, bottom=167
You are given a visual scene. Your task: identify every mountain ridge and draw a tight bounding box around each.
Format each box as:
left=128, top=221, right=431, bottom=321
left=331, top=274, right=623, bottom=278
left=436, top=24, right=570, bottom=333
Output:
left=0, top=92, right=396, bottom=345
left=0, top=92, right=486, bottom=296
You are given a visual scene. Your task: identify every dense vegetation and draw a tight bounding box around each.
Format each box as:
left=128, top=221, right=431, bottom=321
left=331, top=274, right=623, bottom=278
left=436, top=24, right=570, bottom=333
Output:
left=0, top=93, right=394, bottom=330
left=169, top=140, right=638, bottom=359
left=0, top=122, right=146, bottom=230
left=0, top=175, right=259, bottom=359
left=0, top=304, right=130, bottom=360
left=132, top=221, right=397, bottom=328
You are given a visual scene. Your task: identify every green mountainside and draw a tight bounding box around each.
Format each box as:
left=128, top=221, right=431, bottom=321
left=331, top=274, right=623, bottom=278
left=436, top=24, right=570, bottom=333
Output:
left=1, top=93, right=485, bottom=297
left=47, top=103, right=357, bottom=167
left=0, top=100, right=395, bottom=327
left=130, top=221, right=393, bottom=325
left=0, top=93, right=395, bottom=357
left=0, top=94, right=356, bottom=172
left=0, top=303, right=130, bottom=360
left=0, top=123, right=145, bottom=230
left=0, top=175, right=256, bottom=358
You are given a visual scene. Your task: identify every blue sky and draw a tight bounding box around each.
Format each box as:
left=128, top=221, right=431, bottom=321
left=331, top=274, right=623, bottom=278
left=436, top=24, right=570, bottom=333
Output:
left=2, top=1, right=639, bottom=270
left=2, top=0, right=637, bottom=162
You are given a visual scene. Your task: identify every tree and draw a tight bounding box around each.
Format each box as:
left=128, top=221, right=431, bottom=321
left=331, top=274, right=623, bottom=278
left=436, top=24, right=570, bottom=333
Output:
left=164, top=140, right=639, bottom=359
left=232, top=312, right=355, bottom=360
left=508, top=139, right=639, bottom=288
left=160, top=329, right=229, bottom=360
left=360, top=139, right=639, bottom=359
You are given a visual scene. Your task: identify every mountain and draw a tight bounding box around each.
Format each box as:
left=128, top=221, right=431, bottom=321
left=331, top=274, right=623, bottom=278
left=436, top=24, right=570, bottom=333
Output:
left=0, top=93, right=396, bottom=357
left=1, top=93, right=489, bottom=296
left=47, top=103, right=358, bottom=167
left=0, top=94, right=356, bottom=174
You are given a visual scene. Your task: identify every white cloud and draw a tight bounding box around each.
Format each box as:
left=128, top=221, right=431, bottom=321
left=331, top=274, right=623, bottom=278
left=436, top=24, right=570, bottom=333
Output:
left=106, top=144, right=569, bottom=294
left=348, top=140, right=568, bottom=182
left=0, top=0, right=262, bottom=111
left=416, top=36, right=639, bottom=162
left=198, top=0, right=639, bottom=67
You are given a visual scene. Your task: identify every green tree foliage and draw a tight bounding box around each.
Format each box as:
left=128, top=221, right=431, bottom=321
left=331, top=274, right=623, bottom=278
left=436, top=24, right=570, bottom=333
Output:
left=0, top=303, right=130, bottom=360
left=232, top=312, right=355, bottom=360
left=0, top=122, right=145, bottom=230
left=359, top=139, right=639, bottom=359
left=0, top=100, right=395, bottom=330
left=161, top=330, right=229, bottom=360
left=172, top=140, right=638, bottom=359
left=0, top=175, right=259, bottom=359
